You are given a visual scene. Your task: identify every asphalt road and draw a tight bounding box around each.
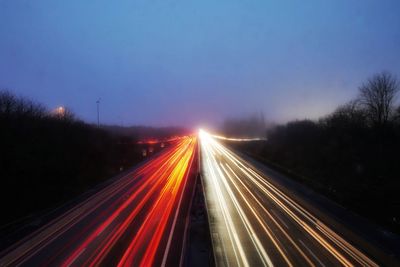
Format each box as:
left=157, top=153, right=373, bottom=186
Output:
left=199, top=130, right=380, bottom=267
left=0, top=137, right=197, bottom=267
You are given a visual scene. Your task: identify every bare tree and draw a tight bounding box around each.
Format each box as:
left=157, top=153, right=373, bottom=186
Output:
left=333, top=100, right=363, bottom=119
left=0, top=91, right=17, bottom=114
left=0, top=90, right=47, bottom=117
left=358, top=72, right=399, bottom=126
left=395, top=105, right=400, bottom=123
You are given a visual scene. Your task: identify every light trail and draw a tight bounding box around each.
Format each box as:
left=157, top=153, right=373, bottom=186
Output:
left=137, top=136, right=184, bottom=144
left=199, top=129, right=378, bottom=267
left=210, top=133, right=266, bottom=142
left=0, top=137, right=197, bottom=266
left=117, top=138, right=196, bottom=266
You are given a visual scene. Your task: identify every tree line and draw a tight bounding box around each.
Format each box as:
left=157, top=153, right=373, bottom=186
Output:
left=0, top=91, right=144, bottom=228
left=231, top=72, right=400, bottom=234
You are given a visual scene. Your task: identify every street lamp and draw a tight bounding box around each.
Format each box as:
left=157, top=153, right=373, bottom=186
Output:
left=56, top=106, right=65, bottom=117
left=96, top=98, right=101, bottom=127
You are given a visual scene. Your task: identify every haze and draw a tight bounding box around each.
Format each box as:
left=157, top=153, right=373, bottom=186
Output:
left=1, top=0, right=400, bottom=127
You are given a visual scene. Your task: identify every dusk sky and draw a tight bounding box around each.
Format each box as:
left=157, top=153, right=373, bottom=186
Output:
left=1, top=0, right=400, bottom=128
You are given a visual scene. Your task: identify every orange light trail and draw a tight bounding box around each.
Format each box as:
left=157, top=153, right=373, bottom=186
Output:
left=118, top=138, right=195, bottom=266
left=0, top=136, right=197, bottom=267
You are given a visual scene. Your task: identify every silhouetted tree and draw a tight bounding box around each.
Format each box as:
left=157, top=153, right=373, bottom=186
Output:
left=0, top=90, right=142, bottom=227
left=52, top=106, right=76, bottom=121
left=231, top=72, right=400, bottom=234
left=0, top=90, right=47, bottom=118
left=328, top=100, right=366, bottom=125
left=358, top=72, right=399, bottom=126
left=394, top=105, right=400, bottom=123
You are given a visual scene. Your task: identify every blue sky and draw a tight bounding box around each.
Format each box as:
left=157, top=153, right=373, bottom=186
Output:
left=1, top=0, right=400, bottom=127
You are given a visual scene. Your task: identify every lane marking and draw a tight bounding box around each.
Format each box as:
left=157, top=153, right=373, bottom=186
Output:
left=161, top=139, right=196, bottom=266
left=67, top=247, right=86, bottom=267
left=224, top=164, right=315, bottom=266
left=270, top=209, right=290, bottom=229
left=219, top=164, right=274, bottom=267
left=299, top=240, right=326, bottom=267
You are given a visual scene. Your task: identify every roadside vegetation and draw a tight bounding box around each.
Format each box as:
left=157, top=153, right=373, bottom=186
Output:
left=228, top=72, right=400, bottom=234
left=0, top=91, right=183, bottom=229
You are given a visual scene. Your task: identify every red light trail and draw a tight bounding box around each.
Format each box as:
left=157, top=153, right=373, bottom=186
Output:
left=0, top=137, right=197, bottom=266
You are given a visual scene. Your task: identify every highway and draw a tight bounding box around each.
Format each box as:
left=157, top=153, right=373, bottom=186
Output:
left=0, top=136, right=197, bottom=266
left=199, top=130, right=379, bottom=267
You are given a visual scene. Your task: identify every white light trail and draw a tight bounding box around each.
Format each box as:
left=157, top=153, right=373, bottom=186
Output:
left=199, top=129, right=378, bottom=267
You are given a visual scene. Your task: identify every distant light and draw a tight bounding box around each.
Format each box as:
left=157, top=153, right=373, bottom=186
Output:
left=199, top=128, right=265, bottom=142
left=198, top=128, right=208, bottom=138
left=54, top=106, right=65, bottom=117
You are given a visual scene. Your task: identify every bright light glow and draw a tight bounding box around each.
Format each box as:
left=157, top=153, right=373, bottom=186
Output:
left=198, top=128, right=206, bottom=138
left=54, top=106, right=65, bottom=116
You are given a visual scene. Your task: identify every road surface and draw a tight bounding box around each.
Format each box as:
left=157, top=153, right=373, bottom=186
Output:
left=199, top=130, right=379, bottom=267
left=0, top=136, right=197, bottom=266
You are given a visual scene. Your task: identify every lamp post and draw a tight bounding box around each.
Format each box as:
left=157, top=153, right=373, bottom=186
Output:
left=96, top=98, right=101, bottom=127
left=55, top=106, right=65, bottom=118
